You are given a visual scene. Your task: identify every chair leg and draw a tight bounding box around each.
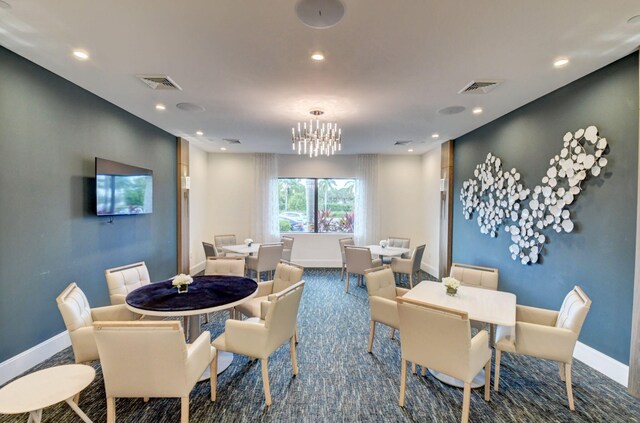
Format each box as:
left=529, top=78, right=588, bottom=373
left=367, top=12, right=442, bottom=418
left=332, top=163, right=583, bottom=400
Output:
left=211, top=350, right=218, bottom=401
left=180, top=397, right=189, bottom=423
left=399, top=359, right=407, bottom=407
left=461, top=383, right=471, bottom=423
left=368, top=321, right=376, bottom=353
left=290, top=337, right=299, bottom=376
left=421, top=366, right=427, bottom=376
left=295, top=324, right=299, bottom=344
left=204, top=313, right=210, bottom=324
left=345, top=272, right=350, bottom=293
left=484, top=359, right=491, bottom=401
left=412, top=362, right=416, bottom=375
left=390, top=327, right=395, bottom=339
left=559, top=362, right=566, bottom=382
left=261, top=358, right=272, bottom=406
left=565, top=363, right=575, bottom=411
left=409, top=274, right=413, bottom=288
left=107, top=397, right=115, bottom=423
left=340, top=265, right=344, bottom=281
left=143, top=397, right=149, bottom=402
left=494, top=349, right=501, bottom=391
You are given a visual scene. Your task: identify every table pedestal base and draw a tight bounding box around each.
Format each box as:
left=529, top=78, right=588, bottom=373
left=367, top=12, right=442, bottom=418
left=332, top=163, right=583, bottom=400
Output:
left=198, top=351, right=234, bottom=382
left=27, top=398, right=93, bottom=423
left=429, top=369, right=485, bottom=389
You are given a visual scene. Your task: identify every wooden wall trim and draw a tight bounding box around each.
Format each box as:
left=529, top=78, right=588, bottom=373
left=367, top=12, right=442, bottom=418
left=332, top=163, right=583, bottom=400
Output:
left=439, top=140, right=454, bottom=278
left=177, top=138, right=190, bottom=274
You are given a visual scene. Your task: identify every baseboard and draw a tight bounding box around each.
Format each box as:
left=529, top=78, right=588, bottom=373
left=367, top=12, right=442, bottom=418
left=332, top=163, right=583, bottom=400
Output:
left=421, top=262, right=440, bottom=279
left=292, top=259, right=342, bottom=268
left=0, top=331, right=71, bottom=386
left=573, top=341, right=629, bottom=387
left=190, top=260, right=206, bottom=275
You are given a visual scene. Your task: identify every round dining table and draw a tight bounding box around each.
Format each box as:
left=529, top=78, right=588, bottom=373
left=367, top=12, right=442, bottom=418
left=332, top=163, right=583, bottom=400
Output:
left=125, top=275, right=258, bottom=378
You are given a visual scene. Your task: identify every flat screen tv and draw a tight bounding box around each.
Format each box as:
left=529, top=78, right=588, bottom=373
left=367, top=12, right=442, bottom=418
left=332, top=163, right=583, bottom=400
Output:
left=95, top=158, right=153, bottom=216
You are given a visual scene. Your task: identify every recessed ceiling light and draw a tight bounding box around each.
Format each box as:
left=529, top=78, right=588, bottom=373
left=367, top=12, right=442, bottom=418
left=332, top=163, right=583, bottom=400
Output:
left=72, top=50, right=89, bottom=61
left=155, top=104, right=166, bottom=111
left=472, top=107, right=483, bottom=115
left=627, top=15, right=640, bottom=24
left=220, top=147, right=227, bottom=151
left=408, top=149, right=414, bottom=152
left=196, top=131, right=204, bottom=136
left=311, top=53, right=325, bottom=61
left=431, top=133, right=439, bottom=139
left=554, top=58, right=569, bottom=68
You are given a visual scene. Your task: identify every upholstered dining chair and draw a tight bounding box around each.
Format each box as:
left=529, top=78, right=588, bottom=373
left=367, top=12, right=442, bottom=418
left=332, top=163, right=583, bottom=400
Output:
left=364, top=266, right=409, bottom=352
left=202, top=241, right=218, bottom=258
left=246, top=243, right=284, bottom=282
left=449, top=263, right=499, bottom=333
left=104, top=261, right=151, bottom=305
left=386, top=236, right=411, bottom=259
left=494, top=286, right=592, bottom=411
left=397, top=297, right=491, bottom=423
left=281, top=236, right=295, bottom=262
left=213, top=281, right=304, bottom=406
left=204, top=256, right=245, bottom=276
left=338, top=237, right=355, bottom=280
left=214, top=234, right=237, bottom=257
left=94, top=320, right=217, bottom=423
left=56, top=282, right=137, bottom=364
left=391, top=244, right=426, bottom=288
left=344, top=246, right=382, bottom=293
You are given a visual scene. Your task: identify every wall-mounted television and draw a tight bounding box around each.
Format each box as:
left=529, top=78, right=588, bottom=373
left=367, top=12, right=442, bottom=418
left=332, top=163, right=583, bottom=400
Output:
left=95, top=158, right=153, bottom=216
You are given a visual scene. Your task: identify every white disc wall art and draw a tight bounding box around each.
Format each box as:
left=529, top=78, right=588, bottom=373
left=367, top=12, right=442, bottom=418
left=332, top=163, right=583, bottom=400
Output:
left=460, top=125, right=609, bottom=265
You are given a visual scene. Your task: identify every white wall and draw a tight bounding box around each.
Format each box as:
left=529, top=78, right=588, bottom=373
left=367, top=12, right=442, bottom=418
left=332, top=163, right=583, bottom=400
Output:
left=188, top=143, right=209, bottom=274
left=421, top=145, right=442, bottom=277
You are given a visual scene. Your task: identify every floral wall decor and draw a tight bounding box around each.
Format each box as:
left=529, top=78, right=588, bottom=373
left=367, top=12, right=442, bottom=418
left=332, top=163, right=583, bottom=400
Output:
left=460, top=125, right=609, bottom=265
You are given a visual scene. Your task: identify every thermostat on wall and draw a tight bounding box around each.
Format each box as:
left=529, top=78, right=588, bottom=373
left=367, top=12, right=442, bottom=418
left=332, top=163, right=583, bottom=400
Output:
left=439, top=178, right=446, bottom=192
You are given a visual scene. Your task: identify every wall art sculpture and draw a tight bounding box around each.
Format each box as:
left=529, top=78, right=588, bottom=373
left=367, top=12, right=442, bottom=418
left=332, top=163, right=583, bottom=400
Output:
left=460, top=125, right=609, bottom=265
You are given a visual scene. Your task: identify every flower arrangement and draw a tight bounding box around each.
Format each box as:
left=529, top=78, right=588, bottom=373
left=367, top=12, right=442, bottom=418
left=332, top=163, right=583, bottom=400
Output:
left=244, top=238, right=254, bottom=247
left=443, top=277, right=461, bottom=296
left=379, top=239, right=389, bottom=248
left=172, top=273, right=193, bottom=294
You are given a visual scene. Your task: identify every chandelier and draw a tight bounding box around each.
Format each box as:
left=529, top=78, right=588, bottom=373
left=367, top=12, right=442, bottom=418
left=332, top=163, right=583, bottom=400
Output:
left=291, top=110, right=342, bottom=157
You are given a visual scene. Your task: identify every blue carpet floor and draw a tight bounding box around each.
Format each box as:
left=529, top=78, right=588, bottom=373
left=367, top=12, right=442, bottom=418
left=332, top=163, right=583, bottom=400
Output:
left=1, top=268, right=639, bottom=422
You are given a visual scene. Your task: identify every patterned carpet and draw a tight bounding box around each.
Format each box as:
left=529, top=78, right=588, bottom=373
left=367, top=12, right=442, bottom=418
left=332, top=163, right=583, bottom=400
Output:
left=1, top=268, right=639, bottom=422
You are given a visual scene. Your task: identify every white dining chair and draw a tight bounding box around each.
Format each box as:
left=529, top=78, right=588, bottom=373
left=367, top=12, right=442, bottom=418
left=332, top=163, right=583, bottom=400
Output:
left=344, top=246, right=381, bottom=293
left=104, top=262, right=151, bottom=305
left=391, top=244, right=426, bottom=288
left=246, top=243, right=284, bottom=282
left=338, top=237, right=355, bottom=281
left=214, top=234, right=237, bottom=257
left=281, top=236, right=294, bottom=262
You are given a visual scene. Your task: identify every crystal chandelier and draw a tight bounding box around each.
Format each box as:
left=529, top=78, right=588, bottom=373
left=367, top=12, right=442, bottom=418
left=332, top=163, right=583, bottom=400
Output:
left=291, top=110, right=342, bottom=157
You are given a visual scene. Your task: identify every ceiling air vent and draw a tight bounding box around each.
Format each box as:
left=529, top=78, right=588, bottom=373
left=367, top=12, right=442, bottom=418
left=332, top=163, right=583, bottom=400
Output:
left=458, top=80, right=501, bottom=94
left=394, top=140, right=412, bottom=146
left=136, top=75, right=183, bottom=90
left=223, top=138, right=241, bottom=145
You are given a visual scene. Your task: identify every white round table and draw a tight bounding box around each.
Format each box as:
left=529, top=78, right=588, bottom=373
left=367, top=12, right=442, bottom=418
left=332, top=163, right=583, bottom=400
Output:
left=125, top=275, right=258, bottom=380
left=0, top=364, right=95, bottom=423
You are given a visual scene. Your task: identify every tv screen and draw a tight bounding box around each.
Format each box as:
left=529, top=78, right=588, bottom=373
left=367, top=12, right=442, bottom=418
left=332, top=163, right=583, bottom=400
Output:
left=95, top=158, right=153, bottom=216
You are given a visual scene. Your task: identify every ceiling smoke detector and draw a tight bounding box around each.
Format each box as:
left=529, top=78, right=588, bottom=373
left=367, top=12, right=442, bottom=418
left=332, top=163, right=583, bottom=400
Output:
left=295, top=0, right=345, bottom=29
left=176, top=102, right=206, bottom=112
left=136, top=75, right=182, bottom=90
left=458, top=80, right=502, bottom=94
left=310, top=109, right=324, bottom=116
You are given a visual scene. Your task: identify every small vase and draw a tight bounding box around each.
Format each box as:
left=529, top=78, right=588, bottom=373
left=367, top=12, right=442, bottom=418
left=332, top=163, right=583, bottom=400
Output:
left=177, top=284, right=189, bottom=294
left=446, top=287, right=457, bottom=296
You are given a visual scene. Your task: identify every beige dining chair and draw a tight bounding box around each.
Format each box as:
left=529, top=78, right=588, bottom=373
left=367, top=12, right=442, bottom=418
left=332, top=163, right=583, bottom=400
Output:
left=94, top=320, right=217, bottom=423
left=204, top=256, right=245, bottom=276
left=387, top=236, right=411, bottom=259
left=214, top=234, right=237, bottom=257
left=281, top=236, right=295, bottom=262
left=104, top=261, right=151, bottom=305
left=338, top=237, right=355, bottom=280
left=494, top=286, right=592, bottom=411
left=213, top=281, right=304, bottom=406
left=391, top=244, right=426, bottom=288
left=364, top=266, right=409, bottom=353
left=397, top=297, right=491, bottom=423
left=246, top=243, right=284, bottom=282
left=450, top=263, right=499, bottom=333
left=202, top=241, right=218, bottom=258
left=344, top=246, right=381, bottom=293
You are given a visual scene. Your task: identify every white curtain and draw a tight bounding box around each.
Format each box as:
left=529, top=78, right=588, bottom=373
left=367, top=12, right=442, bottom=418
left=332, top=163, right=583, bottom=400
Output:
left=253, top=153, right=280, bottom=243
left=354, top=154, right=379, bottom=246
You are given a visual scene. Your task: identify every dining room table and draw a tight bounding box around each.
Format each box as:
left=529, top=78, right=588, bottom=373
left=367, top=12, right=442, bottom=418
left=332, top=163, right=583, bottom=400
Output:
left=221, top=243, right=261, bottom=255
left=402, top=280, right=516, bottom=388
left=366, top=245, right=411, bottom=259
left=125, top=275, right=258, bottom=379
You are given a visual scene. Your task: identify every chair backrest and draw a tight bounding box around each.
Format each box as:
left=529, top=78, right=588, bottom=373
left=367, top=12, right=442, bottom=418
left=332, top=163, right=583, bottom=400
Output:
left=204, top=256, right=245, bottom=276
left=56, top=282, right=93, bottom=332
left=555, top=286, right=592, bottom=335
left=450, top=263, right=499, bottom=291
left=256, top=243, right=284, bottom=272
left=397, top=297, right=472, bottom=377
left=281, top=236, right=294, bottom=250
left=104, top=262, right=151, bottom=305
left=365, top=266, right=397, bottom=301
left=411, top=245, right=426, bottom=273
left=339, top=237, right=355, bottom=263
left=345, top=246, right=374, bottom=275
left=387, top=237, right=410, bottom=249
left=202, top=241, right=217, bottom=258
left=273, top=260, right=305, bottom=293
left=262, top=281, right=305, bottom=352
left=93, top=321, right=189, bottom=397
left=214, top=234, right=236, bottom=249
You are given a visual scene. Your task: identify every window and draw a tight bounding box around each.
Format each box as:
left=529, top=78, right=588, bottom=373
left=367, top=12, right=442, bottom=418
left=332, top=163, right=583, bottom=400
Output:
left=278, top=178, right=355, bottom=233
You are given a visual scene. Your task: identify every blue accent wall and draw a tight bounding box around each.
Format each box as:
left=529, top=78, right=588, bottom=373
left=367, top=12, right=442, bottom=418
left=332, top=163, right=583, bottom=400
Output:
left=0, top=47, right=177, bottom=362
left=453, top=53, right=638, bottom=363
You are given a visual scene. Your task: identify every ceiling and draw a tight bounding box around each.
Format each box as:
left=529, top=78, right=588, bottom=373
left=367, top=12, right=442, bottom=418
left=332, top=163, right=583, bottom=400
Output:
left=1, top=1, right=639, bottom=155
